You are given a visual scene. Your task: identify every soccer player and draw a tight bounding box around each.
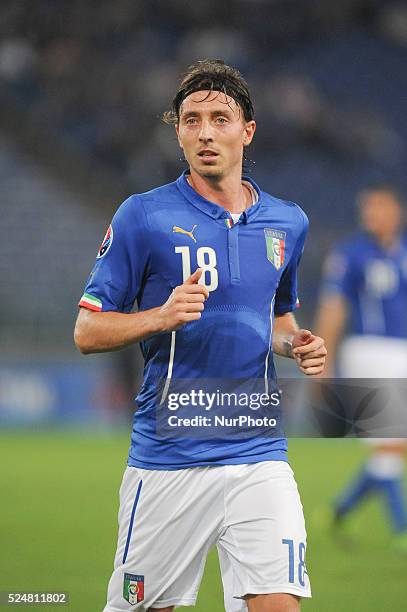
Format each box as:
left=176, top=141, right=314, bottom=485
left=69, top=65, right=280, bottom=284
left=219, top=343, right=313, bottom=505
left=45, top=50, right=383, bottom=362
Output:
left=75, top=60, right=327, bottom=612
left=315, top=185, right=407, bottom=550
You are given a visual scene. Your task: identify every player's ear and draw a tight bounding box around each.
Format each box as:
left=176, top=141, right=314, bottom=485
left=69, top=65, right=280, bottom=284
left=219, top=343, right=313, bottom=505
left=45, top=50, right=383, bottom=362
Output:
left=243, top=120, right=256, bottom=146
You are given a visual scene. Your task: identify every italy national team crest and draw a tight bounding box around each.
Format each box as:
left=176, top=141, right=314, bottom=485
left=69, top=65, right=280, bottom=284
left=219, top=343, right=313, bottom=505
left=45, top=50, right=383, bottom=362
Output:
left=97, top=224, right=113, bottom=259
left=123, top=573, right=144, bottom=605
left=264, top=228, right=286, bottom=270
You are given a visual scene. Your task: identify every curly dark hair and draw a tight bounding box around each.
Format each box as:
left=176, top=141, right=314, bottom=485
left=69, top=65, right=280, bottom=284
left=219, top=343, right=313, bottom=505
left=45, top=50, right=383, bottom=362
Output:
left=163, top=59, right=254, bottom=124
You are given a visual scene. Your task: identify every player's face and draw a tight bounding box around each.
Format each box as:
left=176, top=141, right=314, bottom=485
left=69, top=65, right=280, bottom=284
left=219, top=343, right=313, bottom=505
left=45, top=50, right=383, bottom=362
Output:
left=175, top=90, right=256, bottom=181
left=360, top=191, right=403, bottom=239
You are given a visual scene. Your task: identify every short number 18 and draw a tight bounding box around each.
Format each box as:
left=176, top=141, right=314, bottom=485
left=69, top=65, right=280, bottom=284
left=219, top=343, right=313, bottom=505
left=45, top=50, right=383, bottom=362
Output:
left=282, top=538, right=307, bottom=587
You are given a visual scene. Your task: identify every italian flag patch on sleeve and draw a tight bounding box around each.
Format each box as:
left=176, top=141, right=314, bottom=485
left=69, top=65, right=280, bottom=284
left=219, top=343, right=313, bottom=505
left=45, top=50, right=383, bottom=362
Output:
left=78, top=293, right=103, bottom=311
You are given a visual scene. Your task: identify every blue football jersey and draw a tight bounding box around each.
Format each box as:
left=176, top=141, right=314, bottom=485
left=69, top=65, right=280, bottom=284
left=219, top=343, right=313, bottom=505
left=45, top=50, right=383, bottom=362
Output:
left=79, top=171, right=308, bottom=469
left=321, top=232, right=407, bottom=338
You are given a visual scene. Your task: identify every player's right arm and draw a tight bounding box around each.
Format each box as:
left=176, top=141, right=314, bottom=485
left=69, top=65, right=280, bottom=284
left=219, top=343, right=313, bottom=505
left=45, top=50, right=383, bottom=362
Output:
left=74, top=269, right=208, bottom=354
left=314, top=249, right=352, bottom=376
left=314, top=293, right=347, bottom=376
left=74, top=196, right=208, bottom=355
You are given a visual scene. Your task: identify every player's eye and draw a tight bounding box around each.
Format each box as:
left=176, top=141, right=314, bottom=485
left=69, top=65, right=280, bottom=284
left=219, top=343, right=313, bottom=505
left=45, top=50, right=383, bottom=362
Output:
left=216, top=117, right=228, bottom=124
left=185, top=117, right=198, bottom=125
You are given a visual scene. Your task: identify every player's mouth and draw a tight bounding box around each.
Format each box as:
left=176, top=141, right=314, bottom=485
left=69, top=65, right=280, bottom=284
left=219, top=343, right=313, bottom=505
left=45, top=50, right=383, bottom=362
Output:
left=198, top=149, right=219, bottom=161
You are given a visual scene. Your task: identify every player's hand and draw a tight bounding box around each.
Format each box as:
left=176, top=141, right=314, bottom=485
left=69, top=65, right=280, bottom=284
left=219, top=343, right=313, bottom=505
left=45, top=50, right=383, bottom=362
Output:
left=291, top=329, right=327, bottom=376
left=158, top=268, right=209, bottom=332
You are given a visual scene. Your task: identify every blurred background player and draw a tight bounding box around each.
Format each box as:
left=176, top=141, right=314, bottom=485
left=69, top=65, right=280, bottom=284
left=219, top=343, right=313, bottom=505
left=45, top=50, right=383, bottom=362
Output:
left=315, top=185, right=407, bottom=550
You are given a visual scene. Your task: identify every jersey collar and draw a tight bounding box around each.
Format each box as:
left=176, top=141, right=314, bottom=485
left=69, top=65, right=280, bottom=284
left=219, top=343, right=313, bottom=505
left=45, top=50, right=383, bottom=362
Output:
left=176, top=170, right=262, bottom=223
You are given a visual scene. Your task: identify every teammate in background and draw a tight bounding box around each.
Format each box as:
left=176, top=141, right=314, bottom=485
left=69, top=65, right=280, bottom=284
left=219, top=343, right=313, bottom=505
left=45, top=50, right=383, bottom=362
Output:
left=75, top=60, right=327, bottom=612
left=315, top=185, right=407, bottom=550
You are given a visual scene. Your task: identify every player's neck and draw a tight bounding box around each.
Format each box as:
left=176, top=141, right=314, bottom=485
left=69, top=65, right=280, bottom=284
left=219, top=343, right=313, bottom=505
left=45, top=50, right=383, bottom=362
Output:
left=187, top=168, right=252, bottom=214
left=374, top=231, right=400, bottom=250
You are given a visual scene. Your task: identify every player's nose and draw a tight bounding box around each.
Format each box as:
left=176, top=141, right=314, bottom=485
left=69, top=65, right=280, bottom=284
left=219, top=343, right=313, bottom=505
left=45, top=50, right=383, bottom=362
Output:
left=198, top=120, right=214, bottom=142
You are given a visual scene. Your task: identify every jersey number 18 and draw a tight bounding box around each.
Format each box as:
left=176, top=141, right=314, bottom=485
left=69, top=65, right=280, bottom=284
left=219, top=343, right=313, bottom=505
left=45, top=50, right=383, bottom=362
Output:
left=175, top=246, right=218, bottom=292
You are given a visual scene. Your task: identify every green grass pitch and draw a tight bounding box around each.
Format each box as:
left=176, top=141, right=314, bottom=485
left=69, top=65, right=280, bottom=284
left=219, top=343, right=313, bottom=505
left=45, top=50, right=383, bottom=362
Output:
left=0, top=432, right=406, bottom=611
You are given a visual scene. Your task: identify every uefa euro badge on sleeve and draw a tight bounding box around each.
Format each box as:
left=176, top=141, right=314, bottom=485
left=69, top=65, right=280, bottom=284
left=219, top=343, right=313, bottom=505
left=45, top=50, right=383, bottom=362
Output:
left=97, top=224, right=113, bottom=259
left=264, top=228, right=286, bottom=270
left=123, top=573, right=144, bottom=605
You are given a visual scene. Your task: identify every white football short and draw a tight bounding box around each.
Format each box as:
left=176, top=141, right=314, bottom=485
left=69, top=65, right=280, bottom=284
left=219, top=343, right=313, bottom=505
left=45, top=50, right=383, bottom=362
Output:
left=103, top=461, right=311, bottom=611
left=339, top=335, right=407, bottom=445
left=339, top=335, right=407, bottom=379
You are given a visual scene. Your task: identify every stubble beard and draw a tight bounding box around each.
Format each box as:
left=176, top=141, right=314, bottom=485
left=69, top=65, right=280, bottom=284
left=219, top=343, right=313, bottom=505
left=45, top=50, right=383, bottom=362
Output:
left=201, top=168, right=223, bottom=181
left=193, top=162, right=224, bottom=182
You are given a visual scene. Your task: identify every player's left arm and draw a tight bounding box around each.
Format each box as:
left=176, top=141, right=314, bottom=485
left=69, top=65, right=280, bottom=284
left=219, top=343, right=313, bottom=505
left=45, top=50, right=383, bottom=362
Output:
left=272, top=312, right=327, bottom=376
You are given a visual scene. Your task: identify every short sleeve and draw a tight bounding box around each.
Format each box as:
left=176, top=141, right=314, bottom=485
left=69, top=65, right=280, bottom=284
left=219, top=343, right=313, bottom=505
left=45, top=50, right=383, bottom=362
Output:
left=78, top=196, right=149, bottom=313
left=320, top=247, right=355, bottom=300
left=274, top=210, right=308, bottom=315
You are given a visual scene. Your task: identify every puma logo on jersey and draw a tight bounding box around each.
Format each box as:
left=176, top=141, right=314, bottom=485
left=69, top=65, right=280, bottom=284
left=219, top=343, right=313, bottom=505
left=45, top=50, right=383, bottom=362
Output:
left=172, top=224, right=197, bottom=243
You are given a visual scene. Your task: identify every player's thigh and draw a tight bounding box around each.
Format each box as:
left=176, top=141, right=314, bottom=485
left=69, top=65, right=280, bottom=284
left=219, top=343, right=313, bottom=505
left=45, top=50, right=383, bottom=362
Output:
left=218, top=461, right=310, bottom=610
left=245, top=593, right=301, bottom=612
left=104, top=466, right=223, bottom=611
